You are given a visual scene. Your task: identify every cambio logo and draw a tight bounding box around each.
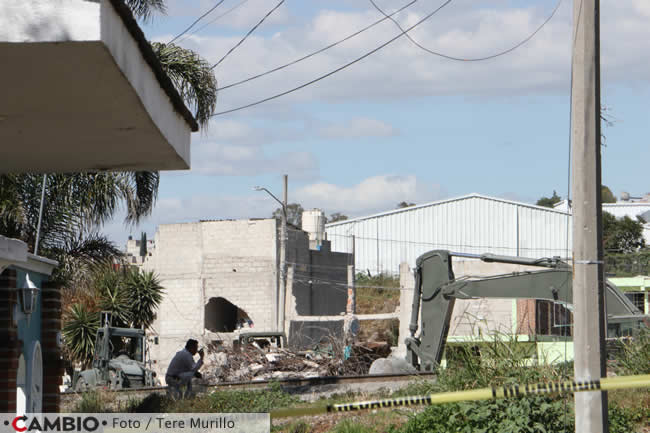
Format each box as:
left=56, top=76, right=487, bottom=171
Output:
left=10, top=416, right=100, bottom=432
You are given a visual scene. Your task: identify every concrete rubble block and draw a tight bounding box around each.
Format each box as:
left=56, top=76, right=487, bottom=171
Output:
left=368, top=357, right=417, bottom=375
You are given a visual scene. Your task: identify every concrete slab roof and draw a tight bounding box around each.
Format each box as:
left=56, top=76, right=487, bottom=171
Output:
left=0, top=0, right=198, bottom=173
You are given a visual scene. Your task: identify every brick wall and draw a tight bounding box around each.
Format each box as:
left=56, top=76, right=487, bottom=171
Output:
left=41, top=280, right=63, bottom=413
left=0, top=269, right=18, bottom=413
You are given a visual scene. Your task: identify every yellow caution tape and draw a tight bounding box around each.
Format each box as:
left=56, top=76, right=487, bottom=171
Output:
left=270, top=374, right=650, bottom=419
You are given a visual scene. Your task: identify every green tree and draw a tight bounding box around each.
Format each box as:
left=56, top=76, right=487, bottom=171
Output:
left=62, top=304, right=100, bottom=368
left=126, top=268, right=164, bottom=329
left=603, top=212, right=645, bottom=253
left=272, top=203, right=304, bottom=228
left=397, top=201, right=416, bottom=209
left=0, top=173, right=155, bottom=286
left=602, top=185, right=617, bottom=203
left=63, top=266, right=165, bottom=366
left=328, top=212, right=348, bottom=223
left=536, top=191, right=562, bottom=208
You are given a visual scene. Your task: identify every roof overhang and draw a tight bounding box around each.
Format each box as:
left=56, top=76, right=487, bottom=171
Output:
left=0, top=236, right=58, bottom=276
left=0, top=0, right=198, bottom=173
left=0, top=236, right=28, bottom=274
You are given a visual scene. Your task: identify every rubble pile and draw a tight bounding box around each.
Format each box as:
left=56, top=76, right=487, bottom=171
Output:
left=200, top=340, right=392, bottom=383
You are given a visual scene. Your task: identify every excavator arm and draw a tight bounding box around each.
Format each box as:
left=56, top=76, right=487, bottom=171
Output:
left=405, top=250, right=647, bottom=371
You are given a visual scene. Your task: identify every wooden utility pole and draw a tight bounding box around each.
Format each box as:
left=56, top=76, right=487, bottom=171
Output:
left=571, top=0, right=608, bottom=431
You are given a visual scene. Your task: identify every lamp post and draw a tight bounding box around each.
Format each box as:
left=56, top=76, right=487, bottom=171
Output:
left=254, top=175, right=288, bottom=334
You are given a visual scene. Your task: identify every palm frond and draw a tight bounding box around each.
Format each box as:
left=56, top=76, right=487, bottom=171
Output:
left=152, top=42, right=218, bottom=129
left=119, top=171, right=160, bottom=224
left=62, top=303, right=100, bottom=367
left=47, top=233, right=123, bottom=288
left=125, top=268, right=164, bottom=328
left=95, top=267, right=132, bottom=327
left=124, top=0, right=166, bottom=21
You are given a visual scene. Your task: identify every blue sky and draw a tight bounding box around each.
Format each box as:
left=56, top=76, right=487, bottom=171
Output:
left=104, top=0, right=650, bottom=244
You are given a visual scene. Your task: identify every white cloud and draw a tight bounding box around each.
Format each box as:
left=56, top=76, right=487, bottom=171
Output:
left=319, top=117, right=397, bottom=138
left=191, top=139, right=319, bottom=179
left=102, top=175, right=446, bottom=245
left=294, top=175, right=445, bottom=215
left=167, top=0, right=650, bottom=116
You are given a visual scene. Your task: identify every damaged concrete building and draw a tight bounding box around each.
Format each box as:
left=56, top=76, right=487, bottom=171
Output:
left=143, top=213, right=354, bottom=379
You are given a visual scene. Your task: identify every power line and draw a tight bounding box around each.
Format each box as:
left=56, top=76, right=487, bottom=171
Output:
left=216, top=0, right=418, bottom=91
left=175, top=0, right=252, bottom=45
left=211, top=0, right=286, bottom=70
left=369, top=0, right=563, bottom=62
left=168, top=0, right=227, bottom=44
left=210, top=0, right=453, bottom=116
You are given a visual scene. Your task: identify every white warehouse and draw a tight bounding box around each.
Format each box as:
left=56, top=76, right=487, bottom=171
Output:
left=325, top=194, right=573, bottom=275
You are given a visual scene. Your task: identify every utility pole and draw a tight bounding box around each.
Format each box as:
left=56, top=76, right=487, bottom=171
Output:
left=253, top=175, right=288, bottom=333
left=571, top=0, right=608, bottom=431
left=279, top=174, right=288, bottom=334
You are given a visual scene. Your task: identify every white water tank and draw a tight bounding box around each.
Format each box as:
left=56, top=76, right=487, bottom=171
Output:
left=302, top=209, right=326, bottom=245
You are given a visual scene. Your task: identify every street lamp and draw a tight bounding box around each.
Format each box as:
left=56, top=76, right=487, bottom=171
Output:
left=253, top=175, right=288, bottom=334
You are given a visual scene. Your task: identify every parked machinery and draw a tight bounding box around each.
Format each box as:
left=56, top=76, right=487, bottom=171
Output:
left=73, top=312, right=159, bottom=391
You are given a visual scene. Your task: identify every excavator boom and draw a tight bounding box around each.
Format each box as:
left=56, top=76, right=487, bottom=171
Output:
left=405, top=250, right=647, bottom=371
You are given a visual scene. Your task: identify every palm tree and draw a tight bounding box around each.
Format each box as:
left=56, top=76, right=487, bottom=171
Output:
left=62, top=265, right=165, bottom=366
left=125, top=268, right=164, bottom=329
left=0, top=173, right=158, bottom=286
left=62, top=303, right=100, bottom=368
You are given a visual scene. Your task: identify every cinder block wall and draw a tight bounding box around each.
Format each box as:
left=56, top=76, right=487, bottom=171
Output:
left=146, top=220, right=279, bottom=378
left=286, top=235, right=349, bottom=318
left=147, top=219, right=354, bottom=374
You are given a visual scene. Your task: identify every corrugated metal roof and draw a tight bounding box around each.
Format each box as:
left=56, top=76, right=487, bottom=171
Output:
left=325, top=194, right=572, bottom=275
left=325, top=193, right=569, bottom=228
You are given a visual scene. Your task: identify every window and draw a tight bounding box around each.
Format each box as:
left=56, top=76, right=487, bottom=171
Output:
left=625, top=292, right=645, bottom=313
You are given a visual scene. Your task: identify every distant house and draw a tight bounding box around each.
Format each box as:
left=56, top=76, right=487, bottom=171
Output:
left=125, top=236, right=156, bottom=265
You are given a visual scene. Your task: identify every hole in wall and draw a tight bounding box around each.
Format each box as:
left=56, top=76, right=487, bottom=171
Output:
left=204, top=297, right=252, bottom=332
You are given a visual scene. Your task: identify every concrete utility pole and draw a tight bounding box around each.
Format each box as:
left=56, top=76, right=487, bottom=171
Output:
left=253, top=174, right=288, bottom=333
left=279, top=174, right=288, bottom=334
left=571, top=0, right=608, bottom=431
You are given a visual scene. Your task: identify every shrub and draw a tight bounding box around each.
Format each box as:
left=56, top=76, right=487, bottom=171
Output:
left=615, top=328, right=650, bottom=375
left=399, top=397, right=574, bottom=433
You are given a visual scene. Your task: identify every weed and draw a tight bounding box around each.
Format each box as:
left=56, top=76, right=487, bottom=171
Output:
left=615, top=328, right=650, bottom=375
left=71, top=390, right=116, bottom=413
left=332, top=419, right=375, bottom=433
left=398, top=396, right=574, bottom=433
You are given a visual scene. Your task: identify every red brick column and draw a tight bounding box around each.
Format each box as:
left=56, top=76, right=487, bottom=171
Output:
left=516, top=299, right=537, bottom=335
left=41, top=281, right=64, bottom=413
left=0, top=269, right=19, bottom=413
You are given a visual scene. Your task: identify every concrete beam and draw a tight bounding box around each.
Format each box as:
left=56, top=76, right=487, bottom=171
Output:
left=0, top=0, right=197, bottom=173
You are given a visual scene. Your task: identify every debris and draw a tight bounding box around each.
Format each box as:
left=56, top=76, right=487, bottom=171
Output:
left=200, top=337, right=395, bottom=383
